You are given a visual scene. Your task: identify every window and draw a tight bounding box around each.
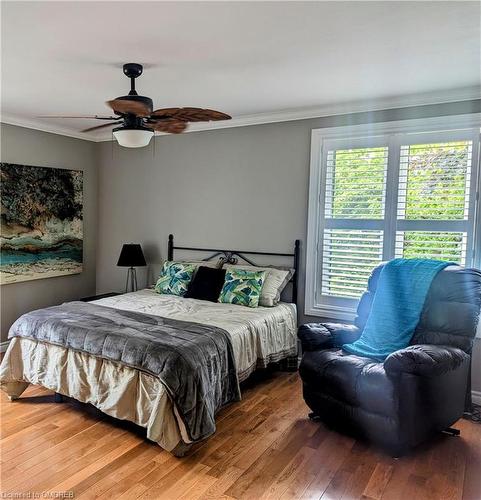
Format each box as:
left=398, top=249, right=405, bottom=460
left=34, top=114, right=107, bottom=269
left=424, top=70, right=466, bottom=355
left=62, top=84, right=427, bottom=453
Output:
left=306, top=115, right=481, bottom=320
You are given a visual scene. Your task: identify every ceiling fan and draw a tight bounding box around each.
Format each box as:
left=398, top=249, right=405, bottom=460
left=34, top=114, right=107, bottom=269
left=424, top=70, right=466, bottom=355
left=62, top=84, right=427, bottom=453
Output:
left=39, top=63, right=232, bottom=148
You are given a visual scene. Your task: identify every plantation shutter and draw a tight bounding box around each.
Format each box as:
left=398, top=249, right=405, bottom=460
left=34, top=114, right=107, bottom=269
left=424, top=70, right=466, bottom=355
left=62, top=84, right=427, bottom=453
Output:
left=321, top=144, right=388, bottom=298
left=316, top=131, right=478, bottom=309
left=395, top=140, right=474, bottom=265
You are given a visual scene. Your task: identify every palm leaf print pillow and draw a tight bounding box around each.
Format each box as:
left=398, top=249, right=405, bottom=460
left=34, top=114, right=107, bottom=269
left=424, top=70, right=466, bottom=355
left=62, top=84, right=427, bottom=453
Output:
left=154, top=261, right=196, bottom=296
left=218, top=269, right=266, bottom=308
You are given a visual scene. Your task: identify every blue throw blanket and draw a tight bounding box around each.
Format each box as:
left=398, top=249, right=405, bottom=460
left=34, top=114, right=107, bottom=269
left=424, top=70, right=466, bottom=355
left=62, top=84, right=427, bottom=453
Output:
left=343, top=259, right=452, bottom=361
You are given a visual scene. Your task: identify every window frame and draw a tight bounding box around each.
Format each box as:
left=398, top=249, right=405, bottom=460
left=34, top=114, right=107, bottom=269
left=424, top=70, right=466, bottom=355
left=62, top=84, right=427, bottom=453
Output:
left=305, top=114, right=481, bottom=321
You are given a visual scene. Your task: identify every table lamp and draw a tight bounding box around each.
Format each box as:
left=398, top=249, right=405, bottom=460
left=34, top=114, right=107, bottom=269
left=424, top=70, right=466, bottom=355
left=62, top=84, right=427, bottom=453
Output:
left=117, top=243, right=146, bottom=292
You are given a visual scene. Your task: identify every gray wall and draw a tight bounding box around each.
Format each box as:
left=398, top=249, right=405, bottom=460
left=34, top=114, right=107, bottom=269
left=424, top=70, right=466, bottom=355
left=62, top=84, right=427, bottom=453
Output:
left=96, top=99, right=481, bottom=392
left=0, top=124, right=98, bottom=343
left=1, top=103, right=479, bottom=389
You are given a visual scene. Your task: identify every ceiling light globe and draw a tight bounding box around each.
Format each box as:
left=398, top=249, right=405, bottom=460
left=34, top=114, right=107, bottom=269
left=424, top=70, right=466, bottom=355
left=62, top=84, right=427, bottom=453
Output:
left=113, top=128, right=153, bottom=148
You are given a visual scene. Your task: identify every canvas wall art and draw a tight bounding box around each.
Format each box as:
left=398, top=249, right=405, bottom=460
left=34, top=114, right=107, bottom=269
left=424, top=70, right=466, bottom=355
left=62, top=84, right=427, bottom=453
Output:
left=0, top=163, right=83, bottom=284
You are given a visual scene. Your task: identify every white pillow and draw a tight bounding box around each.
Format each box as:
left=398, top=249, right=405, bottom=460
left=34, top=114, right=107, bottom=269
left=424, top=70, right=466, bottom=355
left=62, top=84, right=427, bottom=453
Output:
left=223, top=264, right=294, bottom=307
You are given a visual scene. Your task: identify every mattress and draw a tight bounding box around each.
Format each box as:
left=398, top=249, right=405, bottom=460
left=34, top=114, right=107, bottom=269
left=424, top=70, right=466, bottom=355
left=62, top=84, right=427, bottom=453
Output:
left=92, top=289, right=297, bottom=380
left=0, top=289, right=297, bottom=454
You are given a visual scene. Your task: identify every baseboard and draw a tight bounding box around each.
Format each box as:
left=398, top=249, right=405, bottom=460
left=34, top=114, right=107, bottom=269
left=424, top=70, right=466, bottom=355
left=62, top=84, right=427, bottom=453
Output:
left=0, top=340, right=10, bottom=353
left=472, top=390, right=481, bottom=406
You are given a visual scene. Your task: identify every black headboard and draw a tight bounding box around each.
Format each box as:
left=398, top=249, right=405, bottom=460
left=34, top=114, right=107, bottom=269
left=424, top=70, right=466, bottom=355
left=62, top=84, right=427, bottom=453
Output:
left=167, top=234, right=300, bottom=305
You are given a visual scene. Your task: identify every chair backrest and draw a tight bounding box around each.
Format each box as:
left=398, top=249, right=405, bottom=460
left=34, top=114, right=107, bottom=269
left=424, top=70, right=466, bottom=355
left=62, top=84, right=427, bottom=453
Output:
left=355, top=263, right=481, bottom=353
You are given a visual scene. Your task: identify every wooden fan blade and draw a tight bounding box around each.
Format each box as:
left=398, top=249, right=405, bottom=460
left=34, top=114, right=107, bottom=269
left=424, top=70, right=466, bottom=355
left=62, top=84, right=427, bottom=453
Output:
left=151, top=107, right=231, bottom=122
left=37, top=115, right=121, bottom=120
left=81, top=122, right=119, bottom=133
left=150, top=108, right=182, bottom=119
left=178, top=108, right=231, bottom=122
left=107, top=99, right=151, bottom=117
left=147, top=120, right=188, bottom=134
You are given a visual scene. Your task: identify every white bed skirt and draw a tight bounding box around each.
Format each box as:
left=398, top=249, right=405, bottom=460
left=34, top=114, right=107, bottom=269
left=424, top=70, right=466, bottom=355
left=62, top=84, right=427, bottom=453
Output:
left=0, top=337, right=188, bottom=452
left=0, top=337, right=297, bottom=455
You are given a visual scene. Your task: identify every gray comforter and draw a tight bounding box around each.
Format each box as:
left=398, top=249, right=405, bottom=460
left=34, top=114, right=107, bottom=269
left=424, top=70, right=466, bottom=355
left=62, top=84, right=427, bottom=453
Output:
left=8, top=301, right=240, bottom=442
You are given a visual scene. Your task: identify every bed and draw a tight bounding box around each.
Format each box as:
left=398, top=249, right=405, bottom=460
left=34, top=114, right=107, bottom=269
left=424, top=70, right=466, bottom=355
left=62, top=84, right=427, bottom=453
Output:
left=0, top=236, right=300, bottom=455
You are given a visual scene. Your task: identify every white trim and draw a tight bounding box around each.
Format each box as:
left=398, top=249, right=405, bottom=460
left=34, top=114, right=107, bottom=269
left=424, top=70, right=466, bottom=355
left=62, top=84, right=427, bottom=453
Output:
left=2, top=86, right=480, bottom=142
left=308, top=114, right=481, bottom=141
left=395, top=220, right=470, bottom=232
left=325, top=219, right=385, bottom=230
left=305, top=129, right=323, bottom=318
left=0, top=340, right=10, bottom=353
left=384, top=134, right=402, bottom=258
left=306, top=304, right=357, bottom=322
left=305, top=113, right=481, bottom=319
left=474, top=131, right=481, bottom=270
left=472, top=390, right=481, bottom=406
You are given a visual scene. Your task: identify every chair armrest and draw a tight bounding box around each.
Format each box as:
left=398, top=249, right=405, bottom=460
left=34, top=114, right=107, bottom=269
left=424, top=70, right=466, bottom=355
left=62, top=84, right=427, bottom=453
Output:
left=298, top=322, right=361, bottom=351
left=384, top=344, right=469, bottom=377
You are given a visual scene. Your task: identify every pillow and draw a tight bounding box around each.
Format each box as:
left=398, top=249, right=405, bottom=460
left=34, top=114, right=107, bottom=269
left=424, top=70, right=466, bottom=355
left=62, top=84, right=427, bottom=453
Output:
left=185, top=266, right=226, bottom=302
left=218, top=269, right=266, bottom=308
left=223, top=264, right=294, bottom=307
left=154, top=261, right=196, bottom=296
left=150, top=260, right=220, bottom=290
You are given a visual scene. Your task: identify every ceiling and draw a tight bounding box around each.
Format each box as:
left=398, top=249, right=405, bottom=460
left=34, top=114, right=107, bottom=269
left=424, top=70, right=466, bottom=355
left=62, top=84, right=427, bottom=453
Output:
left=1, top=1, right=480, bottom=141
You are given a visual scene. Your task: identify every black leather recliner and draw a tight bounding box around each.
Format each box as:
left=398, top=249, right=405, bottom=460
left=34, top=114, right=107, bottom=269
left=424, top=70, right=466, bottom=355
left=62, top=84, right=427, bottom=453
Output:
left=298, top=264, right=481, bottom=455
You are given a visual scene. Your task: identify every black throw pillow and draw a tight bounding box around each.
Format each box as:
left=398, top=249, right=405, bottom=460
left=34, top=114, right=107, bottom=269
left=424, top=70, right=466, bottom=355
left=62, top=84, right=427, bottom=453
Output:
left=185, top=266, right=226, bottom=302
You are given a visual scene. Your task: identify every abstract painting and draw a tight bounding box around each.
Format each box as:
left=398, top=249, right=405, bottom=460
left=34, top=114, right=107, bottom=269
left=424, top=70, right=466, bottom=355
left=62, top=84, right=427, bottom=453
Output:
left=1, top=163, right=83, bottom=284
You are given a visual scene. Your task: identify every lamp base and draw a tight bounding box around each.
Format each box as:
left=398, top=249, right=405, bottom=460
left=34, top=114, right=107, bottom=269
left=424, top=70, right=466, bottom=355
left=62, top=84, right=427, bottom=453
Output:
left=125, top=267, right=138, bottom=293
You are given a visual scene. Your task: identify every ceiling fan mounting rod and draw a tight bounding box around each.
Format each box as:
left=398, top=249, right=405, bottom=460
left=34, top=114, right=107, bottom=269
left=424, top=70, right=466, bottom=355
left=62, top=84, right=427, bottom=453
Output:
left=129, top=77, right=137, bottom=96
left=123, top=63, right=143, bottom=96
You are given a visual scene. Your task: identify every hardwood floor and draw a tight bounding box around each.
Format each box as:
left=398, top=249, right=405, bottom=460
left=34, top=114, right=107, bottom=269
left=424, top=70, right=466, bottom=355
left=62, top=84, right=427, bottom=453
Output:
left=1, top=371, right=480, bottom=500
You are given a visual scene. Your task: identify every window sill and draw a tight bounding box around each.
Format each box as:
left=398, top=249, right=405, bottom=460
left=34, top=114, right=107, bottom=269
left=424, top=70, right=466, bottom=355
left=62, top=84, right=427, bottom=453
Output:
left=305, top=303, right=357, bottom=322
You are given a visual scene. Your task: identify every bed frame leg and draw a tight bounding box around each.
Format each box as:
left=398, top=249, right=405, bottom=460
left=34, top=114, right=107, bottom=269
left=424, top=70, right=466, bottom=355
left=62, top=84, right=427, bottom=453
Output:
left=279, top=356, right=299, bottom=372
left=443, top=427, right=461, bottom=437
left=54, top=392, right=64, bottom=403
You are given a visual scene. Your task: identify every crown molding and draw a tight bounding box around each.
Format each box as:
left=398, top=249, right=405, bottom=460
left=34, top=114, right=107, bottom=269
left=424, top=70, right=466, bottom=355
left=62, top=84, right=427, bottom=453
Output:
left=2, top=85, right=480, bottom=143
left=0, top=113, right=95, bottom=142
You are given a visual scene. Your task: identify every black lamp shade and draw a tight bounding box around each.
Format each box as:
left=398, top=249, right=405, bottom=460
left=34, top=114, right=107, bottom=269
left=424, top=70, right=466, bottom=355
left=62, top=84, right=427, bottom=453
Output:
left=117, top=244, right=146, bottom=267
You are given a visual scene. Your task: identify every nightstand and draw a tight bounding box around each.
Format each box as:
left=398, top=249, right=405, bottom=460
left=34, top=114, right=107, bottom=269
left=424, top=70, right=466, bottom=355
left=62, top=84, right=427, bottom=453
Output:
left=80, top=292, right=122, bottom=302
